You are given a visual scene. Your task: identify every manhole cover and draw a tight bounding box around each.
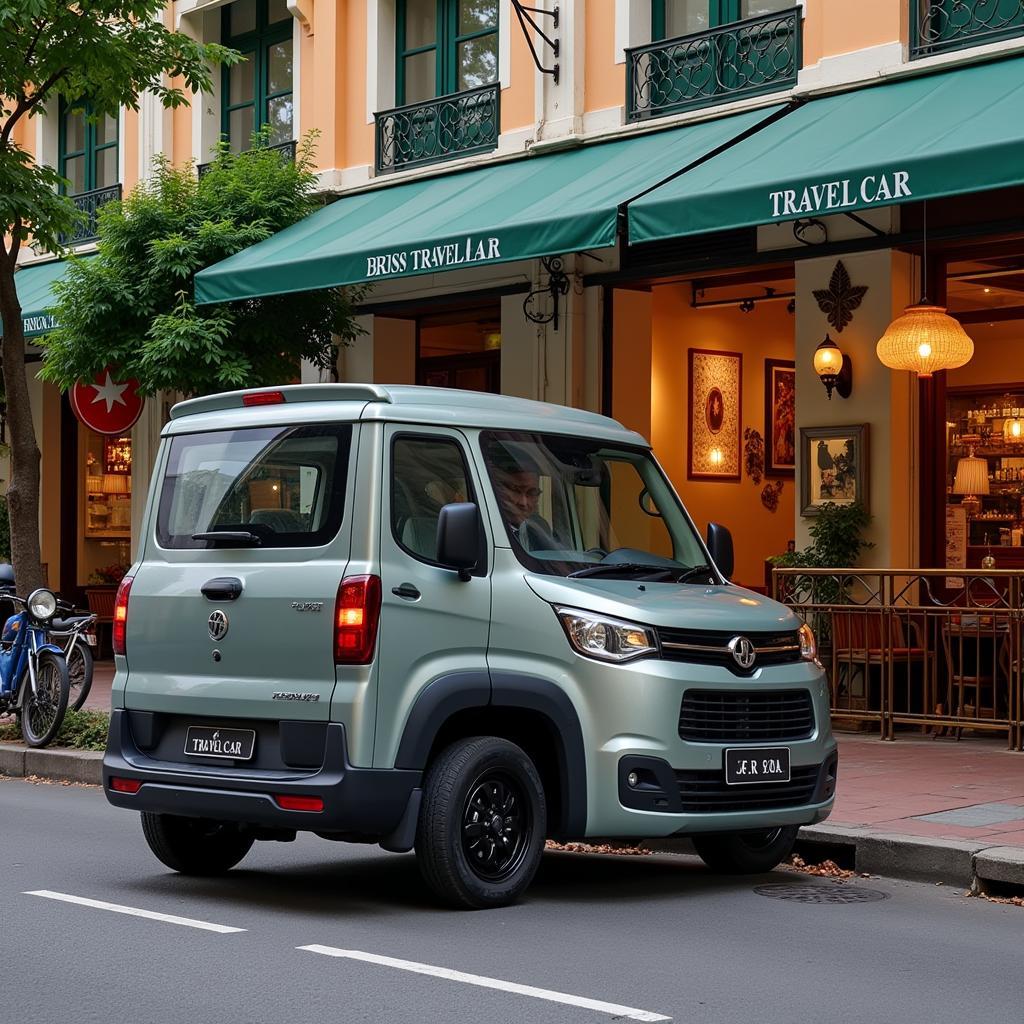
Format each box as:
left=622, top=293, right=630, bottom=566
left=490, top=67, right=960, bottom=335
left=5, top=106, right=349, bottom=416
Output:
left=754, top=882, right=889, bottom=904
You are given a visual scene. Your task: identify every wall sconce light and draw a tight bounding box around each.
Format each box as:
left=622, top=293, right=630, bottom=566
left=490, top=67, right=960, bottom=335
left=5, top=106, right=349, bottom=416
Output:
left=813, top=334, right=852, bottom=400
left=709, top=447, right=724, bottom=467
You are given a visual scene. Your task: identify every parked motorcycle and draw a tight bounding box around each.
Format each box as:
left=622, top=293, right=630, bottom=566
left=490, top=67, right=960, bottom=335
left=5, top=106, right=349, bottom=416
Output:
left=0, top=566, right=70, bottom=748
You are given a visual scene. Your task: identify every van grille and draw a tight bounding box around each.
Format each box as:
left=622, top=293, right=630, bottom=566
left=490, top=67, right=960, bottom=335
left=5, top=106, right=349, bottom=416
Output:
left=675, top=764, right=819, bottom=813
left=679, top=690, right=815, bottom=743
left=658, top=627, right=802, bottom=673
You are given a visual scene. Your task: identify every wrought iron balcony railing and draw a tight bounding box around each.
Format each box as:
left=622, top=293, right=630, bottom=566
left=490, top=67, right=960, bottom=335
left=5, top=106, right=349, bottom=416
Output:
left=59, top=183, right=123, bottom=246
left=375, top=83, right=500, bottom=175
left=911, top=0, right=1024, bottom=59
left=197, top=139, right=297, bottom=178
left=626, top=7, right=801, bottom=123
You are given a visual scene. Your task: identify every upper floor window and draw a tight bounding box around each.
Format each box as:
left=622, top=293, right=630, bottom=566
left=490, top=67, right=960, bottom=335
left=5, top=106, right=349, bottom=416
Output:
left=911, top=0, right=1024, bottom=59
left=652, top=0, right=792, bottom=40
left=222, top=0, right=294, bottom=152
left=59, top=99, right=119, bottom=196
left=397, top=0, right=498, bottom=104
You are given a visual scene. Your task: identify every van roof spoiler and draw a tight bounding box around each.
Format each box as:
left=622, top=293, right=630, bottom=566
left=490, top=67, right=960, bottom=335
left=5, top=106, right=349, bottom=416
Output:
left=169, top=384, right=392, bottom=420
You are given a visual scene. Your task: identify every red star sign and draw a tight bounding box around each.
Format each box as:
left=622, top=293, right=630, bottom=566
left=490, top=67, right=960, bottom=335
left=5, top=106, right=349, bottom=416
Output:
left=70, top=367, right=145, bottom=435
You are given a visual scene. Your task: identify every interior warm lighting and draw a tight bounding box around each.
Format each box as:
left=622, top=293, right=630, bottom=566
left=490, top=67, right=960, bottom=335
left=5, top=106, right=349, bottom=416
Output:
left=813, top=334, right=851, bottom=399
left=1005, top=418, right=1023, bottom=441
left=709, top=448, right=724, bottom=467
left=952, top=446, right=989, bottom=516
left=876, top=303, right=974, bottom=377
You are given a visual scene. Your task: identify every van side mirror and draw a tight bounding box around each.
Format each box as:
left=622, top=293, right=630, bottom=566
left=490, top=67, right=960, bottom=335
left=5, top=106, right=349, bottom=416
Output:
left=706, top=522, right=734, bottom=581
left=437, top=503, right=480, bottom=581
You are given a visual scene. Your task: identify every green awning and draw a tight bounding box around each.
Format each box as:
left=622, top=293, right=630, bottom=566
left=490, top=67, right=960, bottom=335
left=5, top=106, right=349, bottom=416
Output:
left=1, top=258, right=70, bottom=338
left=194, top=105, right=782, bottom=304
left=629, top=56, right=1024, bottom=242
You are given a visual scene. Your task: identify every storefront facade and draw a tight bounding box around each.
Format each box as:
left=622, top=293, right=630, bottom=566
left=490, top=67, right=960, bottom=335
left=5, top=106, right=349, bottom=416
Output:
left=9, top=0, right=1024, bottom=605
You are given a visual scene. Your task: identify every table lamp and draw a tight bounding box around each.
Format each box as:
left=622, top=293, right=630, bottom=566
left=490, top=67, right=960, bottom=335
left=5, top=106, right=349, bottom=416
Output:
left=952, top=447, right=989, bottom=517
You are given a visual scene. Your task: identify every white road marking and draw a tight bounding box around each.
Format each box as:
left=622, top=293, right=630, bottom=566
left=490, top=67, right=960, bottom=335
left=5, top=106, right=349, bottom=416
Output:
left=24, top=890, right=246, bottom=933
left=298, top=944, right=672, bottom=1022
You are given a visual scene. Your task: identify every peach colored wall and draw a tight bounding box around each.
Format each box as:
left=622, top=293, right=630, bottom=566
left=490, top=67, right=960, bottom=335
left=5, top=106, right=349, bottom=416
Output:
left=585, top=0, right=624, bottom=115
left=802, top=0, right=903, bottom=68
left=611, top=288, right=653, bottom=440
left=343, top=1, right=373, bottom=171
left=123, top=107, right=139, bottom=193
left=649, top=285, right=795, bottom=590
left=502, top=11, right=537, bottom=132
left=948, top=325, right=1024, bottom=389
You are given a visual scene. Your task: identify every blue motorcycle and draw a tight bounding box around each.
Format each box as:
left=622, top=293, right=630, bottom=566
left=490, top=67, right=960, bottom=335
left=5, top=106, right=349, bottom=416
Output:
left=0, top=566, right=70, bottom=748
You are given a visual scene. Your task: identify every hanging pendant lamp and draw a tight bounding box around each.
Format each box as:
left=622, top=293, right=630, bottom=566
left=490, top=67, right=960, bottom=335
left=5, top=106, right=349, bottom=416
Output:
left=876, top=202, right=974, bottom=378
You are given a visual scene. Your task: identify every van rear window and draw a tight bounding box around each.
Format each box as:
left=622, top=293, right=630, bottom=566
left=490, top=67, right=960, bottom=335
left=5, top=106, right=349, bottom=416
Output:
left=156, top=425, right=351, bottom=549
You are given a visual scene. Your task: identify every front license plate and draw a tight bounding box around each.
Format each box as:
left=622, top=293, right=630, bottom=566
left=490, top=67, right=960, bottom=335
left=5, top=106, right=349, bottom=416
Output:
left=184, top=727, right=255, bottom=761
left=725, top=747, right=790, bottom=785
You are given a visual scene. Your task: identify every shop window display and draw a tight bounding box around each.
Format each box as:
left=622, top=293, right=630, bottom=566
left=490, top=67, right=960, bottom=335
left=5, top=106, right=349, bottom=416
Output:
left=82, top=430, right=131, bottom=585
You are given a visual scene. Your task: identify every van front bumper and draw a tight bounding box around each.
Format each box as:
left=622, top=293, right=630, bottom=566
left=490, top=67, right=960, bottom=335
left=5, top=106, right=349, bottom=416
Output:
left=103, top=710, right=421, bottom=842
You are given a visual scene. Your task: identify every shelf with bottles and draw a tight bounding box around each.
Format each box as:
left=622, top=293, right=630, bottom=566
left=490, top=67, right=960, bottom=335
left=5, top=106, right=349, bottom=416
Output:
left=84, top=471, right=132, bottom=538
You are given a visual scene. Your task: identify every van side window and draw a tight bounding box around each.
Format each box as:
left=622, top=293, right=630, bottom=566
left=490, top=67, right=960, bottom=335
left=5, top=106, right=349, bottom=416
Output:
left=391, top=436, right=472, bottom=562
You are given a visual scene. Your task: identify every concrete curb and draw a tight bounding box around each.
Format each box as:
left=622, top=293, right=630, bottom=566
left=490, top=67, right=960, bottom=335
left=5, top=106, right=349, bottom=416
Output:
left=0, top=742, right=102, bottom=786
left=643, top=824, right=1024, bottom=892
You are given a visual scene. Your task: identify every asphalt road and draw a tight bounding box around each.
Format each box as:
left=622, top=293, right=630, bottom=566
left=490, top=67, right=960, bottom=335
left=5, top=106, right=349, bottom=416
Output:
left=1, top=777, right=1020, bottom=1024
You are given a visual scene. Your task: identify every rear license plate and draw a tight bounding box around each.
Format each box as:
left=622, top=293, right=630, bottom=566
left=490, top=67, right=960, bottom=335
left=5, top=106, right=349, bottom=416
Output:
left=84, top=632, right=97, bottom=647
left=725, top=747, right=790, bottom=785
left=184, top=727, right=255, bottom=761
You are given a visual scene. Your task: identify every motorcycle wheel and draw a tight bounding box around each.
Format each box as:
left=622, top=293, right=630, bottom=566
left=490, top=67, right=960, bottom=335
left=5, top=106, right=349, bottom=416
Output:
left=66, top=641, right=94, bottom=712
left=21, top=650, right=70, bottom=748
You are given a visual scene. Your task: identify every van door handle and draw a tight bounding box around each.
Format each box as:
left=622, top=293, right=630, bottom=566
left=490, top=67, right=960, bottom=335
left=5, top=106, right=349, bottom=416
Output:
left=391, top=583, right=420, bottom=601
left=201, top=577, right=243, bottom=601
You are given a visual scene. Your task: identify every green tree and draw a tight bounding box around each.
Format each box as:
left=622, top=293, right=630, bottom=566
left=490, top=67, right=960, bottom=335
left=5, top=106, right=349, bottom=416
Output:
left=0, top=1, right=235, bottom=594
left=43, top=135, right=365, bottom=396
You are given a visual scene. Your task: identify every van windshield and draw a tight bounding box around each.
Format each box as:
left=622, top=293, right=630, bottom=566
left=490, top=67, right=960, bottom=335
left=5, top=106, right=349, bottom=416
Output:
left=480, top=430, right=713, bottom=581
left=156, top=425, right=351, bottom=549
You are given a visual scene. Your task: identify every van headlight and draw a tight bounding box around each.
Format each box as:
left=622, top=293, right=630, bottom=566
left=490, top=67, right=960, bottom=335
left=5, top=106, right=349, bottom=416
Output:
left=798, top=622, right=818, bottom=662
left=27, top=588, right=57, bottom=622
left=556, top=608, right=658, bottom=663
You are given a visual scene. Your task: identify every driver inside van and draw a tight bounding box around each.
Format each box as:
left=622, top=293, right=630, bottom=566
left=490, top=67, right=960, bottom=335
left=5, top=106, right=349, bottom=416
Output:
left=492, top=455, right=560, bottom=551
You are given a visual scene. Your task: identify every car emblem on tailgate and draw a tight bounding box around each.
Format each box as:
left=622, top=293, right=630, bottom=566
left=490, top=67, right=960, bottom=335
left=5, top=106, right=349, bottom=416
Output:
left=208, top=609, right=229, bottom=641
left=728, top=635, right=756, bottom=669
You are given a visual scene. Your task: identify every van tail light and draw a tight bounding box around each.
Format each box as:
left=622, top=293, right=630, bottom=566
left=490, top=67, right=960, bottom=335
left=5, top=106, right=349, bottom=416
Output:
left=334, top=575, right=381, bottom=664
left=242, top=390, right=286, bottom=406
left=112, top=575, right=133, bottom=656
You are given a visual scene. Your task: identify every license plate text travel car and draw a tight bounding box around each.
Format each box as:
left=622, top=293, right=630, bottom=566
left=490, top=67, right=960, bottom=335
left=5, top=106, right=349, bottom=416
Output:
left=184, top=727, right=255, bottom=760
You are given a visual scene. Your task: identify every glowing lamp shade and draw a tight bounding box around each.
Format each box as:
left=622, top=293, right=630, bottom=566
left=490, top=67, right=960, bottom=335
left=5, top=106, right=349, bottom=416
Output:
left=952, top=454, right=989, bottom=497
left=813, top=339, right=841, bottom=376
left=876, top=304, right=974, bottom=378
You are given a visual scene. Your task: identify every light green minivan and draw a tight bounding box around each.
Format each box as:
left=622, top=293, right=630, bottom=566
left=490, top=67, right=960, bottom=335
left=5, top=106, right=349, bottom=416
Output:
left=104, top=384, right=836, bottom=908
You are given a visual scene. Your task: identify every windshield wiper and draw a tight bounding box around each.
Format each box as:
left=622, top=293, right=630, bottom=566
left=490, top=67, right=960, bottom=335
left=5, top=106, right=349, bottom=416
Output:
left=568, top=562, right=677, bottom=580
left=568, top=562, right=717, bottom=583
left=672, top=563, right=716, bottom=584
left=192, top=530, right=263, bottom=547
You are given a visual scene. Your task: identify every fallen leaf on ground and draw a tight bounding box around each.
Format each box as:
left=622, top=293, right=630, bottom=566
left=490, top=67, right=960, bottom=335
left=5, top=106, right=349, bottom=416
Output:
left=545, top=840, right=652, bottom=856
left=786, top=853, right=855, bottom=880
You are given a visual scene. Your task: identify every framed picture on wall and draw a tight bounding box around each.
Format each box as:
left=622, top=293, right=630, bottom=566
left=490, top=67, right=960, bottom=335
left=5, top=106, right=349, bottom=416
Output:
left=799, top=424, right=870, bottom=516
left=764, top=359, right=796, bottom=478
left=688, top=348, right=742, bottom=481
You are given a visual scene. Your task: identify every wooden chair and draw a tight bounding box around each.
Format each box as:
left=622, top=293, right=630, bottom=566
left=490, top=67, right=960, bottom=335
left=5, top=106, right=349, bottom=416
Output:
left=940, top=617, right=1003, bottom=740
left=830, top=609, right=933, bottom=718
left=85, top=585, right=117, bottom=659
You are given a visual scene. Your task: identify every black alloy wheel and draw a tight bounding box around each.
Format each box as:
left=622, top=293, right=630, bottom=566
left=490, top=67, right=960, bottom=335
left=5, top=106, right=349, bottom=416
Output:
left=461, top=770, right=531, bottom=882
left=416, top=736, right=546, bottom=909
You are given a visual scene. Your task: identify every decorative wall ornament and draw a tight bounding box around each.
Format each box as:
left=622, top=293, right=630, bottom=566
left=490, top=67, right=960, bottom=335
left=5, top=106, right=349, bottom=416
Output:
left=813, top=260, right=868, bottom=333
left=761, top=480, right=784, bottom=512
left=688, top=349, right=742, bottom=481
left=743, top=427, right=765, bottom=484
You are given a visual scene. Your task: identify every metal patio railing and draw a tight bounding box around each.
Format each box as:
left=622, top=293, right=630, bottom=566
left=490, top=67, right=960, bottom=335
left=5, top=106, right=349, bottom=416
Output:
left=59, top=183, right=123, bottom=246
left=773, top=568, right=1023, bottom=749
left=910, top=0, right=1024, bottom=59
left=197, top=139, right=297, bottom=179
left=374, top=83, right=500, bottom=174
left=625, top=7, right=801, bottom=122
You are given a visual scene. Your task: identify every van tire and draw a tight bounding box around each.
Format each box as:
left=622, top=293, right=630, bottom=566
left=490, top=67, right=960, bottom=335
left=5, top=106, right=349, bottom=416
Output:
left=415, top=736, right=546, bottom=909
left=140, top=812, right=254, bottom=875
left=692, top=825, right=799, bottom=875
